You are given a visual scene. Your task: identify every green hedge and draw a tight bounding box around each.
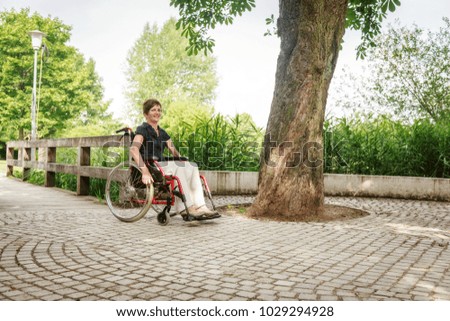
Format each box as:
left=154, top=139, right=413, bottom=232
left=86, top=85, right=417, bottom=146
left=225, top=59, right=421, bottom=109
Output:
left=324, top=116, right=449, bottom=178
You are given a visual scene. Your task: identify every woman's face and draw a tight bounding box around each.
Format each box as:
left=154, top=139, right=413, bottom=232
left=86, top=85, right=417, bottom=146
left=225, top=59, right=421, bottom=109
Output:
left=145, top=105, right=162, bottom=123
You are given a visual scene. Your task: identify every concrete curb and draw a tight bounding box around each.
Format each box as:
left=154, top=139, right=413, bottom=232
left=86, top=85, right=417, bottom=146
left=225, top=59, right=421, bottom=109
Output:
left=200, top=171, right=450, bottom=201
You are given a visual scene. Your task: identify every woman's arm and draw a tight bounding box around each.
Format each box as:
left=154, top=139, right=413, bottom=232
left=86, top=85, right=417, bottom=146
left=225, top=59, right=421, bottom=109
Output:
left=166, top=139, right=180, bottom=158
left=130, top=134, right=153, bottom=185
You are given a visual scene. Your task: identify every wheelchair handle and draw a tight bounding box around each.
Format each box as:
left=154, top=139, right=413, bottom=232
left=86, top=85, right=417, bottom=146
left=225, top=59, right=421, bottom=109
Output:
left=115, top=127, right=133, bottom=134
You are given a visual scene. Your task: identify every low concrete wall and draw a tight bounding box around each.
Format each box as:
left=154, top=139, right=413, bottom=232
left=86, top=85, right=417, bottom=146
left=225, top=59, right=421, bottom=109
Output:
left=200, top=171, right=259, bottom=195
left=200, top=171, right=450, bottom=201
left=324, top=174, right=450, bottom=201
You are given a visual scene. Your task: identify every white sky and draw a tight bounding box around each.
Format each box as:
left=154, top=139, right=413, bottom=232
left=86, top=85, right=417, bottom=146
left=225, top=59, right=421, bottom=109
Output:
left=2, top=0, right=449, bottom=127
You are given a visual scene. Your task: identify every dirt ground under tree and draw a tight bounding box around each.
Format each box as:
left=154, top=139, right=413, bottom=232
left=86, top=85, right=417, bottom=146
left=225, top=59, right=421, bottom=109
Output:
left=220, top=203, right=369, bottom=223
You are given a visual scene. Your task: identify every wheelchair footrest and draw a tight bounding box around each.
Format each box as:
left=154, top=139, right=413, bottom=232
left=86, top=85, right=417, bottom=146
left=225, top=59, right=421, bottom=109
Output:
left=181, top=212, right=221, bottom=222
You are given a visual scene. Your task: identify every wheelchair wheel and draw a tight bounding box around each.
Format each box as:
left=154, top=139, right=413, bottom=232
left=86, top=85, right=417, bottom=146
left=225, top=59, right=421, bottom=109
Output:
left=105, top=161, right=154, bottom=222
left=156, top=208, right=170, bottom=226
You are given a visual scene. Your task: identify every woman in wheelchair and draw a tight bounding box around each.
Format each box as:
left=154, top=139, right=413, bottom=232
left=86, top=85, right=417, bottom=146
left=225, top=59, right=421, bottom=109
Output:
left=129, top=98, right=217, bottom=218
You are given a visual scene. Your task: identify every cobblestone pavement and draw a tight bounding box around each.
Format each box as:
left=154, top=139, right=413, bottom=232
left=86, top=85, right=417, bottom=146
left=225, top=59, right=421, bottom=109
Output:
left=0, top=175, right=449, bottom=301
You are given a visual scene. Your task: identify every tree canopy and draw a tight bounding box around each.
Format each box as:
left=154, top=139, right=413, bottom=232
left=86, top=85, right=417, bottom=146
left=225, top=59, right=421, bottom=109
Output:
left=330, top=18, right=450, bottom=122
left=366, top=18, right=450, bottom=121
left=124, top=17, right=218, bottom=125
left=0, top=8, right=111, bottom=142
left=170, top=0, right=402, bottom=58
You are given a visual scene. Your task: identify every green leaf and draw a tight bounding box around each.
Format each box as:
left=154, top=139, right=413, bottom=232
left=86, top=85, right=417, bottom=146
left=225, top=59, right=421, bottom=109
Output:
left=389, top=1, right=396, bottom=12
left=169, top=0, right=256, bottom=56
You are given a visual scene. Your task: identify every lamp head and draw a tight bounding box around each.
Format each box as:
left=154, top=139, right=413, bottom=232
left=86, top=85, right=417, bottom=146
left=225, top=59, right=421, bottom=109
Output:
left=28, top=30, right=46, bottom=50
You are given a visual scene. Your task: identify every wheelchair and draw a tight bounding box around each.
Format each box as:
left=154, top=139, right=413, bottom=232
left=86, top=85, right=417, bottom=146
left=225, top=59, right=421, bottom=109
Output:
left=105, top=128, right=220, bottom=225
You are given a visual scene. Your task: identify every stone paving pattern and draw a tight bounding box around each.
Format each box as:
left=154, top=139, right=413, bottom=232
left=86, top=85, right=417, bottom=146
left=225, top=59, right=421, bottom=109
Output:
left=0, top=175, right=449, bottom=301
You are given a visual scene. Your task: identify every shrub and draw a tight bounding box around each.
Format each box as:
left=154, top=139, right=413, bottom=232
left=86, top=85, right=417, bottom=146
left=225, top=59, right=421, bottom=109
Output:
left=324, top=115, right=449, bottom=178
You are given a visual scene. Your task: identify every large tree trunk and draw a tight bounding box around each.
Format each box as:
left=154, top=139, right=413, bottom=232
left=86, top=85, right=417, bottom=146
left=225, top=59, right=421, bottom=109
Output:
left=249, top=0, right=348, bottom=219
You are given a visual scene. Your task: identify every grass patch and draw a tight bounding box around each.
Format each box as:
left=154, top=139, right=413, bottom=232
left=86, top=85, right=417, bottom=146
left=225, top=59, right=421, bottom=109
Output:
left=0, top=160, right=6, bottom=175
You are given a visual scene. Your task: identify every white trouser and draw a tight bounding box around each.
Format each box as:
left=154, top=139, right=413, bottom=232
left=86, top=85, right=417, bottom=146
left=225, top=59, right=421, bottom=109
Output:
left=158, top=161, right=205, bottom=212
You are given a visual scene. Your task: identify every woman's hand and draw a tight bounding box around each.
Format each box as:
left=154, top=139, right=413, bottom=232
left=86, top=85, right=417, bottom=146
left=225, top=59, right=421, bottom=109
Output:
left=140, top=168, right=153, bottom=185
left=141, top=172, right=153, bottom=185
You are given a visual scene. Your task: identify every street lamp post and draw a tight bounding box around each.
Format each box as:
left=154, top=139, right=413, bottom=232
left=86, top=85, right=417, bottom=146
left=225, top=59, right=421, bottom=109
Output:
left=28, top=30, right=45, bottom=141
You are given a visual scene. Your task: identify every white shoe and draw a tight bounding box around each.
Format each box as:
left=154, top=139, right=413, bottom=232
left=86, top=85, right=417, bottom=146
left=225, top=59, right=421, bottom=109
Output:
left=182, top=205, right=216, bottom=216
left=194, top=205, right=216, bottom=216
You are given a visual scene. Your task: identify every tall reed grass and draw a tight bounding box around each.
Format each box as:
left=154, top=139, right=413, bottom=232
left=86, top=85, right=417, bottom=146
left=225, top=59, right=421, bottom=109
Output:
left=171, top=113, right=264, bottom=171
left=324, top=115, right=449, bottom=178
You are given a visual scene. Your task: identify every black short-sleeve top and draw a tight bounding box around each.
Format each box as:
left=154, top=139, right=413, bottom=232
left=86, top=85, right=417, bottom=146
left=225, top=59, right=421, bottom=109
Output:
left=135, top=122, right=171, bottom=161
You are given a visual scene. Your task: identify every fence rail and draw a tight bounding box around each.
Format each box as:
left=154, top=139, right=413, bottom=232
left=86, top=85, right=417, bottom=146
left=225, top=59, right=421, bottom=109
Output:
left=6, top=135, right=129, bottom=195
left=6, top=136, right=450, bottom=201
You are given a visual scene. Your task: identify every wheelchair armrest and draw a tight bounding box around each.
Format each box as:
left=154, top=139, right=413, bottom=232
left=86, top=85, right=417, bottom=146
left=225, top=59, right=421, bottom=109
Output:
left=144, top=156, right=160, bottom=164
left=165, top=156, right=189, bottom=161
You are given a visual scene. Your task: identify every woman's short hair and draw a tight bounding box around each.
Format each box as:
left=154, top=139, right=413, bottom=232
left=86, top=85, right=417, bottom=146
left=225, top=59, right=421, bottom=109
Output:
left=143, top=98, right=161, bottom=114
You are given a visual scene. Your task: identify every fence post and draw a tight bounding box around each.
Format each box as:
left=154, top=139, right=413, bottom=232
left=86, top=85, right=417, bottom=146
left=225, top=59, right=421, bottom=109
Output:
left=77, top=146, right=90, bottom=195
left=6, top=146, right=14, bottom=177
left=45, top=147, right=56, bottom=187
left=23, top=147, right=31, bottom=181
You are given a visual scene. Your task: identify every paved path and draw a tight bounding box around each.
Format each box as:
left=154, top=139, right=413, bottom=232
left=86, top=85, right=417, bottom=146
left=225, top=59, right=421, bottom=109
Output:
left=0, top=175, right=449, bottom=300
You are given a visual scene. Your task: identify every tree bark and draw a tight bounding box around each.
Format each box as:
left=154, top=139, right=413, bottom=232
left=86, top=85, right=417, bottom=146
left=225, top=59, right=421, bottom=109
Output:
left=249, top=0, right=348, bottom=219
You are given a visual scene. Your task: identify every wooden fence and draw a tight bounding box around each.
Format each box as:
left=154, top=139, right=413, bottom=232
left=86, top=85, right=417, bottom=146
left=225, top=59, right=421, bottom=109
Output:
left=6, top=136, right=450, bottom=200
left=6, top=135, right=130, bottom=195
